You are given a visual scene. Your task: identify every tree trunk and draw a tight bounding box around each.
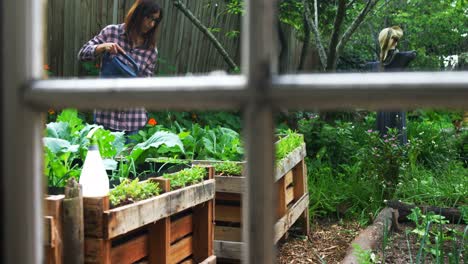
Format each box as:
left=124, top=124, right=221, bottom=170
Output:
left=297, top=16, right=311, bottom=72
left=326, top=0, right=347, bottom=71
left=386, top=200, right=466, bottom=224
left=341, top=208, right=394, bottom=264
left=302, top=0, right=327, bottom=70
left=333, top=0, right=380, bottom=71
left=277, top=19, right=288, bottom=74
left=173, top=0, right=238, bottom=72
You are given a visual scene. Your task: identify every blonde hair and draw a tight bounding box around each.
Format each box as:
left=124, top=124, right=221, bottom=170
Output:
left=378, top=26, right=403, bottom=63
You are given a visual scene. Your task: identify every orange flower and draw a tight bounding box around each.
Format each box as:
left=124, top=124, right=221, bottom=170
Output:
left=48, top=108, right=55, bottom=115
left=44, top=64, right=50, bottom=71
left=95, top=63, right=100, bottom=69
left=148, top=118, right=157, bottom=126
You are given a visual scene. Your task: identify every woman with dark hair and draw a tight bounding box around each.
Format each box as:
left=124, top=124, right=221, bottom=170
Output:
left=78, top=0, right=163, bottom=134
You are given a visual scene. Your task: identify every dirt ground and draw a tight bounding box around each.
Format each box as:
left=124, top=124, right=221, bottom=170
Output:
left=277, top=219, right=467, bottom=264
left=277, top=219, right=363, bottom=264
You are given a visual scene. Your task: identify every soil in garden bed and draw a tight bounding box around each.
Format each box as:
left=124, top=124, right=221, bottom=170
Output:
left=277, top=218, right=362, bottom=263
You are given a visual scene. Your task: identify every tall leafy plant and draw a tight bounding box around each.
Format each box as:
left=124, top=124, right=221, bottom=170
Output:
left=44, top=109, right=126, bottom=187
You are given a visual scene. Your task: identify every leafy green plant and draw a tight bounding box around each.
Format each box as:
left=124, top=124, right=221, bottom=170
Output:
left=80, top=61, right=100, bottom=76
left=352, top=244, right=378, bottom=264
left=109, top=178, right=161, bottom=208
left=405, top=207, right=467, bottom=262
left=275, top=130, right=304, bottom=162
left=214, top=162, right=242, bottom=176
left=162, top=166, right=206, bottom=190
left=43, top=109, right=126, bottom=187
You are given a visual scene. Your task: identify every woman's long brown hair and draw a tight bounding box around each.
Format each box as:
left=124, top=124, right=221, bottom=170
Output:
left=124, top=0, right=163, bottom=49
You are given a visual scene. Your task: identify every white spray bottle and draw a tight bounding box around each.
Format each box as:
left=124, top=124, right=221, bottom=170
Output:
left=79, top=127, right=109, bottom=197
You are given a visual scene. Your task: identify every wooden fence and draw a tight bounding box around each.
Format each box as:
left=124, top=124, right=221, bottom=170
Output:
left=45, top=0, right=302, bottom=77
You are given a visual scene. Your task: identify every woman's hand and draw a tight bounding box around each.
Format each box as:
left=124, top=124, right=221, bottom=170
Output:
left=97, top=43, right=125, bottom=55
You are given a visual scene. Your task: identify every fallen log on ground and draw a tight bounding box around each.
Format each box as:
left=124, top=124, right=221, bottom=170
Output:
left=341, top=207, right=394, bottom=264
left=385, top=200, right=466, bottom=224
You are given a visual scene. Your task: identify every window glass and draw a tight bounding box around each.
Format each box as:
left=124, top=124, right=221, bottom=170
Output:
left=276, top=1, right=468, bottom=73
left=44, top=0, right=241, bottom=79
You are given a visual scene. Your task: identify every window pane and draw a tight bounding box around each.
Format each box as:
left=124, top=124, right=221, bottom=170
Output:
left=275, top=108, right=467, bottom=263
left=276, top=1, right=468, bottom=73
left=44, top=0, right=241, bottom=79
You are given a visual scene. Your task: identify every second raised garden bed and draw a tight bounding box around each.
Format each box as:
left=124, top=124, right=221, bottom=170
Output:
left=148, top=133, right=310, bottom=261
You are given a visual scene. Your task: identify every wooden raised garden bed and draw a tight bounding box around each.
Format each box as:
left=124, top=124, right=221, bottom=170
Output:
left=190, top=135, right=310, bottom=261
left=83, top=165, right=216, bottom=264
left=44, top=166, right=216, bottom=264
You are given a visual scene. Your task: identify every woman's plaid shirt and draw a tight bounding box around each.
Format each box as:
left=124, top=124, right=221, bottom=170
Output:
left=78, top=23, right=157, bottom=131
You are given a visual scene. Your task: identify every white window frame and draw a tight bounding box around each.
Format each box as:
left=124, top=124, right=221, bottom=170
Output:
left=2, top=0, right=468, bottom=263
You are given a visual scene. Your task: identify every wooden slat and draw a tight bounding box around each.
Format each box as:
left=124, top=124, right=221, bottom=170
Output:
left=105, top=179, right=215, bottom=239
left=284, top=171, right=294, bottom=187
left=274, top=143, right=307, bottom=182
left=170, top=214, right=193, bottom=244
left=169, top=236, right=193, bottom=264
left=276, top=177, right=287, bottom=219
left=192, top=201, right=214, bottom=263
left=179, top=258, right=195, bottom=264
left=45, top=195, right=64, bottom=264
left=293, top=160, right=307, bottom=200
left=292, top=160, right=310, bottom=236
left=83, top=196, right=109, bottom=238
left=84, top=238, right=111, bottom=264
left=216, top=192, right=241, bottom=203
left=110, top=234, right=148, bottom=264
left=286, top=186, right=294, bottom=205
left=214, top=226, right=241, bottom=242
left=214, top=240, right=242, bottom=260
left=199, top=255, right=217, bottom=264
left=274, top=194, right=309, bottom=243
left=215, top=205, right=241, bottom=223
left=44, top=216, right=55, bottom=247
left=149, top=217, right=170, bottom=264
left=150, top=177, right=171, bottom=193
left=215, top=175, right=244, bottom=193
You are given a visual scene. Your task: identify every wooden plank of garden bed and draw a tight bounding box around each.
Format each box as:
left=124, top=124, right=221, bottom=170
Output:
left=274, top=193, right=309, bottom=243
left=110, top=234, right=148, bottom=263
left=216, top=205, right=241, bottom=223
left=274, top=143, right=306, bottom=182
left=215, top=175, right=244, bottom=193
left=284, top=171, right=293, bottom=187
left=214, top=240, right=242, bottom=260
left=199, top=255, right=217, bottom=264
left=285, top=186, right=294, bottom=205
left=148, top=217, right=170, bottom=264
left=44, top=216, right=54, bottom=247
left=45, top=195, right=64, bottom=264
left=216, top=192, right=241, bottom=202
left=193, top=201, right=214, bottom=263
left=84, top=238, right=111, bottom=263
left=169, top=236, right=193, bottom=263
left=104, top=179, right=215, bottom=239
left=215, top=226, right=241, bottom=242
left=171, top=214, right=193, bottom=244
